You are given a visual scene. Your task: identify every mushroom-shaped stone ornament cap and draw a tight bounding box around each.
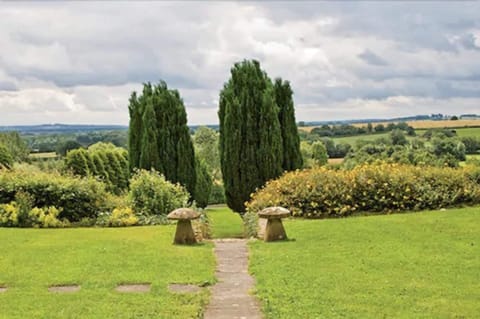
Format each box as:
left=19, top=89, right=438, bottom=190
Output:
left=258, top=206, right=290, bottom=219
left=167, top=208, right=200, bottom=220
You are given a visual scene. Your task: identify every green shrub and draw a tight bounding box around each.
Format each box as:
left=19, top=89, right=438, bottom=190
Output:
left=247, top=163, right=480, bottom=218
left=0, top=143, right=14, bottom=169
left=0, top=169, right=109, bottom=222
left=128, top=169, right=189, bottom=216
left=0, top=202, right=67, bottom=228
left=194, top=158, right=212, bottom=208
left=243, top=211, right=259, bottom=238
left=208, top=183, right=226, bottom=205
left=64, top=143, right=129, bottom=194
left=107, top=207, right=138, bottom=227
left=28, top=206, right=67, bottom=228
left=0, top=202, right=19, bottom=226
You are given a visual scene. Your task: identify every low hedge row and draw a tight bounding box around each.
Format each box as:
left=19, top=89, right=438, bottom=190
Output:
left=0, top=170, right=109, bottom=221
left=247, top=163, right=480, bottom=218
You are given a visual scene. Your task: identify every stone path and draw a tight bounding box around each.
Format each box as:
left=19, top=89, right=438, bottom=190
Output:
left=204, top=239, right=262, bottom=319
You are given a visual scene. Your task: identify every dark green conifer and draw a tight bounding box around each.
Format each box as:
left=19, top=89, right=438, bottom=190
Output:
left=274, top=78, right=303, bottom=171
left=127, top=81, right=196, bottom=197
left=219, top=60, right=283, bottom=212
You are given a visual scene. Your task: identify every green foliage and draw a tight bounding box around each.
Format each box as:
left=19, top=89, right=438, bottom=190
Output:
left=311, top=141, right=328, bottom=166
left=194, top=158, right=213, bottom=208
left=64, top=148, right=90, bottom=176
left=208, top=183, right=226, bottom=205
left=107, top=207, right=138, bottom=227
left=301, top=141, right=328, bottom=168
left=28, top=206, right=67, bottom=228
left=0, top=143, right=14, bottom=169
left=461, top=136, right=480, bottom=154
left=0, top=202, right=19, bottom=226
left=310, top=122, right=414, bottom=138
left=193, top=126, right=221, bottom=180
left=0, top=168, right=109, bottom=222
left=128, top=82, right=196, bottom=197
left=128, top=169, right=189, bottom=217
left=219, top=60, right=284, bottom=212
left=243, top=211, right=259, bottom=238
left=64, top=143, right=129, bottom=194
left=274, top=78, right=303, bottom=171
left=344, top=134, right=466, bottom=168
left=390, top=129, right=408, bottom=145
left=56, top=140, right=82, bottom=156
left=247, top=163, right=480, bottom=218
left=0, top=131, right=29, bottom=162
left=432, top=136, right=466, bottom=161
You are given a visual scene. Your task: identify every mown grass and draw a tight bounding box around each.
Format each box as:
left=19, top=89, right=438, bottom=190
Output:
left=0, top=226, right=215, bottom=318
left=206, top=205, right=244, bottom=238
left=250, top=207, right=480, bottom=318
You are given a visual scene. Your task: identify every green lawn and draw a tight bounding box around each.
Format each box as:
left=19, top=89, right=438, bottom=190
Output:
left=0, top=226, right=215, bottom=318
left=250, top=207, right=480, bottom=318
left=206, top=205, right=244, bottom=238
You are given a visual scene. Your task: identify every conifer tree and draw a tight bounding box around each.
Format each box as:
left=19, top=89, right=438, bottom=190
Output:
left=65, top=149, right=90, bottom=176
left=274, top=78, right=303, bottom=171
left=127, top=81, right=196, bottom=197
left=194, top=158, right=212, bottom=208
left=219, top=60, right=283, bottom=212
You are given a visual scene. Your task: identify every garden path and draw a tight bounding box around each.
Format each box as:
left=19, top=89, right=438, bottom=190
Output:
left=203, top=238, right=262, bottom=319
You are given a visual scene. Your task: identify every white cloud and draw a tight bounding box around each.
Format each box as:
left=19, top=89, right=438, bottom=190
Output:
left=0, top=1, right=479, bottom=125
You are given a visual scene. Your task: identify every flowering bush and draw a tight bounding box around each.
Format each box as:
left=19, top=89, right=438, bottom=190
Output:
left=107, top=207, right=138, bottom=227
left=128, top=169, right=189, bottom=216
left=247, top=163, right=480, bottom=218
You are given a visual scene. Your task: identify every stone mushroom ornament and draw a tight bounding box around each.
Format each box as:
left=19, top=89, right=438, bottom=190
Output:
left=167, top=208, right=200, bottom=245
left=258, top=206, right=291, bottom=242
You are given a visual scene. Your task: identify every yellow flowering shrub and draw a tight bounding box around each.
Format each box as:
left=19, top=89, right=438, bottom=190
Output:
left=107, top=207, right=138, bottom=227
left=0, top=202, right=19, bottom=226
left=28, top=206, right=67, bottom=228
left=247, top=163, right=480, bottom=218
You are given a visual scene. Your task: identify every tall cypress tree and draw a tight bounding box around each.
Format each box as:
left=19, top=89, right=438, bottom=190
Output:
left=139, top=102, right=161, bottom=170
left=128, top=91, right=142, bottom=171
left=219, top=60, right=283, bottom=213
left=127, top=81, right=196, bottom=197
left=274, top=78, right=303, bottom=171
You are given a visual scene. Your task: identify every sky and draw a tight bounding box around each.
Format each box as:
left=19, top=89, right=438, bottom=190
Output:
left=0, top=1, right=479, bottom=126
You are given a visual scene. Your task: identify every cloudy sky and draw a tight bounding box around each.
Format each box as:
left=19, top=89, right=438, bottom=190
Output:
left=1, top=1, right=479, bottom=125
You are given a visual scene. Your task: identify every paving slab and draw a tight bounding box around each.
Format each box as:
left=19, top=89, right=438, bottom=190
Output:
left=204, top=239, right=262, bottom=319
left=115, top=283, right=151, bottom=293
left=48, top=285, right=80, bottom=293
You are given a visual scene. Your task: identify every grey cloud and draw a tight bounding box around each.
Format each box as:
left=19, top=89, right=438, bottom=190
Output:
left=358, top=50, right=388, bottom=66
left=1, top=1, right=480, bottom=125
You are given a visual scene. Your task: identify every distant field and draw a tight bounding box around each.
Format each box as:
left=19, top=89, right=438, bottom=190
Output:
left=327, top=158, right=344, bottom=164
left=301, top=119, right=480, bottom=133
left=28, top=152, right=58, bottom=159
left=416, top=127, right=480, bottom=138
left=331, top=133, right=390, bottom=144
left=353, top=119, right=480, bottom=129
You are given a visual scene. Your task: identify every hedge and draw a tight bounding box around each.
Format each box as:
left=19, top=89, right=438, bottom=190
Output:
left=0, top=170, right=109, bottom=221
left=247, top=163, right=480, bottom=218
